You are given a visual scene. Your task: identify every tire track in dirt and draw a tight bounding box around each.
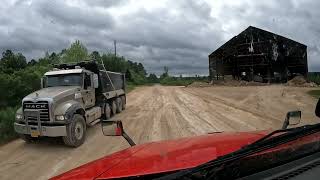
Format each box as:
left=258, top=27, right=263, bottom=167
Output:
left=182, top=88, right=279, bottom=130
left=158, top=87, right=196, bottom=138
left=173, top=88, right=234, bottom=131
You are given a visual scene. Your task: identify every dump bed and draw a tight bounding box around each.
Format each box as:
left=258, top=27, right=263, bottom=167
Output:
left=99, top=70, right=125, bottom=92
left=54, top=61, right=126, bottom=97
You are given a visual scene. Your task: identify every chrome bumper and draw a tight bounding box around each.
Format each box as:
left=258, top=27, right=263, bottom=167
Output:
left=14, top=122, right=67, bottom=137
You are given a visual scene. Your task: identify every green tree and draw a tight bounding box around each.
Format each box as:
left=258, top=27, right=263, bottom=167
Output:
left=148, top=73, right=159, bottom=83
left=137, top=63, right=147, bottom=75
left=0, top=50, right=27, bottom=72
left=49, top=52, right=60, bottom=64
left=62, top=40, right=88, bottom=63
left=101, top=53, right=128, bottom=73
left=90, top=51, right=101, bottom=61
left=160, top=66, right=169, bottom=79
left=28, top=59, right=37, bottom=66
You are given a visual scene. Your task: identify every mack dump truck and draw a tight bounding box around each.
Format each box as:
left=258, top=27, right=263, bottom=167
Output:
left=14, top=61, right=126, bottom=147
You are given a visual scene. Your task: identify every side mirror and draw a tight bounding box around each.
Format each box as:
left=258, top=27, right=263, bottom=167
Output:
left=315, top=99, right=320, bottom=118
left=101, top=120, right=136, bottom=146
left=41, top=78, right=44, bottom=88
left=93, top=74, right=99, bottom=88
left=282, top=111, right=301, bottom=129
left=41, top=77, right=46, bottom=88
left=101, top=120, right=124, bottom=136
left=84, top=74, right=91, bottom=90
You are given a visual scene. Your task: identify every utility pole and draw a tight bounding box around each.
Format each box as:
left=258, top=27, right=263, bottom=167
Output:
left=114, top=40, right=117, bottom=57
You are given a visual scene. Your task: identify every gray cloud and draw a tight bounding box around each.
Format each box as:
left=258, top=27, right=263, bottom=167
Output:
left=35, top=1, right=114, bottom=29
left=0, top=0, right=320, bottom=75
left=83, top=0, right=126, bottom=8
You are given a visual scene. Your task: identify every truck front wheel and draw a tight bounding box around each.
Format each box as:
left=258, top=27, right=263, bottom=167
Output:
left=63, top=114, right=86, bottom=147
left=111, top=100, right=117, bottom=115
left=116, top=97, right=123, bottom=113
left=121, top=96, right=126, bottom=110
left=105, top=103, right=111, bottom=119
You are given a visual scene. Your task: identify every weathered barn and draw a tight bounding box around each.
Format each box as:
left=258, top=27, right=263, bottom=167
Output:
left=209, top=26, right=308, bottom=83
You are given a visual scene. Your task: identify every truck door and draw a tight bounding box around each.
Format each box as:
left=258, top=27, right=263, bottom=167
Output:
left=83, top=73, right=95, bottom=108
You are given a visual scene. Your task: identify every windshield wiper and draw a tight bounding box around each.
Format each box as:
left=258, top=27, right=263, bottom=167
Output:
left=155, top=123, right=320, bottom=180
left=242, top=125, right=312, bottom=149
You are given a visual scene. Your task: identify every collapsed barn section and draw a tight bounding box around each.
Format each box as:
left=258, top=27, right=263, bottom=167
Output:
left=209, top=26, right=308, bottom=83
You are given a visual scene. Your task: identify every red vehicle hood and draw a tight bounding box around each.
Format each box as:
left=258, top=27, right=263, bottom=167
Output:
left=52, top=131, right=269, bottom=180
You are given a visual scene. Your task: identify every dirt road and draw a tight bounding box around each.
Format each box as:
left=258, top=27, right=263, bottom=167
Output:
left=0, top=85, right=318, bottom=179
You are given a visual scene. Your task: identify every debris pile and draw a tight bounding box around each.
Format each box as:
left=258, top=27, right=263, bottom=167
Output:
left=286, top=76, right=317, bottom=87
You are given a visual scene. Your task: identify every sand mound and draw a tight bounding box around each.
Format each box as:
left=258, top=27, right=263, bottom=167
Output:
left=287, top=76, right=317, bottom=87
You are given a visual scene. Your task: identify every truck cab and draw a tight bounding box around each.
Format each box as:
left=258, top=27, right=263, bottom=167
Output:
left=44, top=68, right=97, bottom=109
left=14, top=61, right=126, bottom=147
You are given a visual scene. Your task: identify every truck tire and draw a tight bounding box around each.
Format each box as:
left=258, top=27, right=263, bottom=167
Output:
left=116, top=97, right=123, bottom=113
left=111, top=100, right=117, bottom=115
left=104, top=103, right=111, bottom=119
left=19, top=134, right=36, bottom=143
left=63, top=114, right=86, bottom=147
left=121, top=96, right=126, bottom=110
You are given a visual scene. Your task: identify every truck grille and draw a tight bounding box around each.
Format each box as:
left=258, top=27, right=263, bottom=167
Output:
left=23, top=101, right=50, bottom=121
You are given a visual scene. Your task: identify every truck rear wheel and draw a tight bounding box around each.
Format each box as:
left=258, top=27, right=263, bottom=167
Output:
left=121, top=96, right=126, bottom=110
left=111, top=100, right=117, bottom=115
left=63, top=114, right=86, bottom=147
left=116, top=97, right=123, bottom=113
left=105, top=103, right=111, bottom=119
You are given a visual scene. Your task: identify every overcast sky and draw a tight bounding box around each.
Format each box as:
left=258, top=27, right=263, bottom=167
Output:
left=0, top=0, right=319, bottom=75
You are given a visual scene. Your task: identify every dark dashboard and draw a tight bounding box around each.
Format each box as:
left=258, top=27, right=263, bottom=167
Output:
left=240, top=151, right=320, bottom=180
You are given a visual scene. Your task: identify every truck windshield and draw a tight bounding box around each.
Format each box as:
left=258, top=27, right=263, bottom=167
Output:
left=46, top=74, right=82, bottom=87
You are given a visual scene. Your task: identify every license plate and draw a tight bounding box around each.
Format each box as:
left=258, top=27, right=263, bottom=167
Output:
left=31, top=130, right=40, bottom=137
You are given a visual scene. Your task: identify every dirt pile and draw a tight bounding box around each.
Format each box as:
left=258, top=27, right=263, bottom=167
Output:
left=286, top=76, right=317, bottom=87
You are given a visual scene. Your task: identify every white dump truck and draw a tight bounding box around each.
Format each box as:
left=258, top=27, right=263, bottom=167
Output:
left=14, top=61, right=126, bottom=147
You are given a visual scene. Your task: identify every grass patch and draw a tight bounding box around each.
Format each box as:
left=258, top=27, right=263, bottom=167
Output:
left=308, top=90, right=320, bottom=98
left=308, top=73, right=320, bottom=85
left=160, top=76, right=208, bottom=86
left=160, top=79, right=193, bottom=86
left=0, top=107, right=18, bottom=144
left=126, top=82, right=156, bottom=93
left=126, top=83, right=136, bottom=93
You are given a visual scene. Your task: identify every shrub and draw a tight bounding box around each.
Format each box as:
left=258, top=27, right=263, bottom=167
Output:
left=160, top=76, right=194, bottom=86
left=0, top=107, right=18, bottom=144
left=308, top=73, right=320, bottom=85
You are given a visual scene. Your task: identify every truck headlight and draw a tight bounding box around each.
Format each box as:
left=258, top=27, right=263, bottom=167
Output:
left=75, top=93, right=82, bottom=99
left=15, top=114, right=23, bottom=121
left=55, top=115, right=65, bottom=121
